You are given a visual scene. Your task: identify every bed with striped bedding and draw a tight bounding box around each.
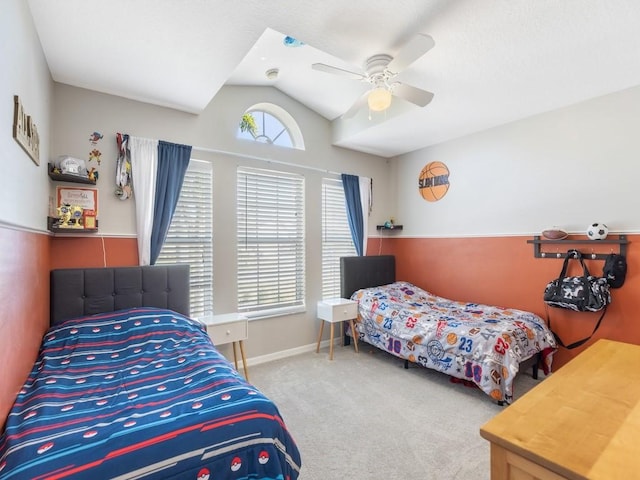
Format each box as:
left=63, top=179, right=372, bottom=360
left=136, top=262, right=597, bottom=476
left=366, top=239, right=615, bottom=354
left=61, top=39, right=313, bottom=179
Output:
left=0, top=307, right=301, bottom=479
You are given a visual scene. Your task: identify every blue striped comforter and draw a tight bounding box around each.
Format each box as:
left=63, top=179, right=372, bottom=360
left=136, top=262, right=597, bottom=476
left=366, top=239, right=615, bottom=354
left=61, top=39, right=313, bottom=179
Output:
left=0, top=308, right=301, bottom=479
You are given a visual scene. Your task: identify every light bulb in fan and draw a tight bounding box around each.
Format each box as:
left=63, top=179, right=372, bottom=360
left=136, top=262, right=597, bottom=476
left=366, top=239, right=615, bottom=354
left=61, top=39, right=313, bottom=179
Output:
left=367, top=87, right=392, bottom=112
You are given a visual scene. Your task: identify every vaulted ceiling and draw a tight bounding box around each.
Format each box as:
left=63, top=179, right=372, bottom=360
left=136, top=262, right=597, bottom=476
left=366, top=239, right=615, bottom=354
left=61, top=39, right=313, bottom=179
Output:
left=27, top=0, right=640, bottom=157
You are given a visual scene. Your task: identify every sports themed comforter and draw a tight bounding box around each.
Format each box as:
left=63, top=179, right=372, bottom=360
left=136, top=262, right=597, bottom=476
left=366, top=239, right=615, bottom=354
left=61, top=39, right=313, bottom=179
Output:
left=351, top=282, right=557, bottom=403
left=0, top=308, right=301, bottom=479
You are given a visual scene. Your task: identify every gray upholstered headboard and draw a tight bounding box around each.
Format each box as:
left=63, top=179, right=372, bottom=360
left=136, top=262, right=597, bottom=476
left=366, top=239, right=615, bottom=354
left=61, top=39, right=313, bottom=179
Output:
left=50, top=265, right=190, bottom=325
left=340, top=255, right=396, bottom=299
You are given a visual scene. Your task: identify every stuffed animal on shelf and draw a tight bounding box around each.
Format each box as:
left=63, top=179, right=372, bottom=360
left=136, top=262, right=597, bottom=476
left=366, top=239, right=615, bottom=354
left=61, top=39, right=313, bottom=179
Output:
left=88, top=167, right=99, bottom=182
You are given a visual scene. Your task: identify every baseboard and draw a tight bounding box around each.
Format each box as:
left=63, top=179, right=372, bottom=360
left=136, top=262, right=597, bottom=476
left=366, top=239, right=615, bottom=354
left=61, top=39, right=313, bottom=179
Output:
left=240, top=338, right=340, bottom=369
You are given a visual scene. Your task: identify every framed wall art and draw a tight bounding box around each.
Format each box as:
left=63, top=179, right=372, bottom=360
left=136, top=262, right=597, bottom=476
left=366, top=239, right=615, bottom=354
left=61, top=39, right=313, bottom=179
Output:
left=56, top=186, right=98, bottom=215
left=12, top=95, right=40, bottom=165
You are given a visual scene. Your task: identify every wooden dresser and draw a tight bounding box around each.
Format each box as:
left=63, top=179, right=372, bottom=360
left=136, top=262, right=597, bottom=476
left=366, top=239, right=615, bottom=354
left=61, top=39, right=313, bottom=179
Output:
left=480, top=339, right=640, bottom=479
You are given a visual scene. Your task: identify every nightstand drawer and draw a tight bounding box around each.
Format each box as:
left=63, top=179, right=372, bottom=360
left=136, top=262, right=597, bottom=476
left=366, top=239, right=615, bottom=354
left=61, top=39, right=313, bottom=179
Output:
left=317, top=299, right=358, bottom=322
left=207, top=320, right=248, bottom=345
left=200, top=313, right=249, bottom=346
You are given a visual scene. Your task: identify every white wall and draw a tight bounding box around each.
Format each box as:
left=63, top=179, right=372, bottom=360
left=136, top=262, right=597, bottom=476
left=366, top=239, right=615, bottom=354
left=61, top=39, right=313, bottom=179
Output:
left=393, top=85, right=640, bottom=237
left=0, top=0, right=52, bottom=230
left=51, top=83, right=393, bottom=358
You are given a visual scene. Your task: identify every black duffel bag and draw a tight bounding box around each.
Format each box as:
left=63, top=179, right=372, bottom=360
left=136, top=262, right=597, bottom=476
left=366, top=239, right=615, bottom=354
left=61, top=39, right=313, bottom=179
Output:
left=543, top=249, right=611, bottom=350
left=543, top=249, right=610, bottom=312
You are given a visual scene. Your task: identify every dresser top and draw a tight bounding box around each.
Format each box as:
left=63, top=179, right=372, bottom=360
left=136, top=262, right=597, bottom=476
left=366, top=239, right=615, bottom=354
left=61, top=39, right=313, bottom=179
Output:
left=480, top=339, right=640, bottom=479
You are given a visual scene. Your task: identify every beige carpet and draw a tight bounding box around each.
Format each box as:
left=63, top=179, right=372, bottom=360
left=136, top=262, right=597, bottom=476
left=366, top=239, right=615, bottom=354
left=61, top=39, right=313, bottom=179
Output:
left=249, top=342, right=545, bottom=480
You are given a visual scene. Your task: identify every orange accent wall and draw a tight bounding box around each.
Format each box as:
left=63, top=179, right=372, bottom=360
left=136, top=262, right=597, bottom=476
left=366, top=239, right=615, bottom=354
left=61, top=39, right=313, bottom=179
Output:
left=0, top=228, right=50, bottom=426
left=368, top=235, right=639, bottom=370
left=50, top=236, right=139, bottom=269
left=0, top=233, right=137, bottom=427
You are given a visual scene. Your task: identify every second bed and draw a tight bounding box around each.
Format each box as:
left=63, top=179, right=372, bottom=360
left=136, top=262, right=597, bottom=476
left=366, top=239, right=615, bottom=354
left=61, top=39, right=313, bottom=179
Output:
left=341, top=255, right=557, bottom=404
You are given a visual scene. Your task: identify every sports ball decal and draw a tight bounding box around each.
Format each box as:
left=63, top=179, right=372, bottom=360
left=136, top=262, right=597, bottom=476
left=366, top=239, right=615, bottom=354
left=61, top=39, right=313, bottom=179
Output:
left=197, top=468, right=210, bottom=480
left=230, top=456, right=242, bottom=472
left=258, top=450, right=270, bottom=464
left=418, top=161, right=450, bottom=202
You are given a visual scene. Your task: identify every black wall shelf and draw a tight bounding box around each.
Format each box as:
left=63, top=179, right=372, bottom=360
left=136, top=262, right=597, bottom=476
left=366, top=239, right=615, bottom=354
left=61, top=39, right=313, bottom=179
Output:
left=48, top=163, right=96, bottom=185
left=376, top=225, right=403, bottom=231
left=527, top=235, right=628, bottom=260
left=47, top=216, right=98, bottom=234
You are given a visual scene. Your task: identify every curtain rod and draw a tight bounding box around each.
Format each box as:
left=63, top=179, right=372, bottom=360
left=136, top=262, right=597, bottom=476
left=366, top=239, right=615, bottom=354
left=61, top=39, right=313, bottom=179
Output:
left=191, top=145, right=342, bottom=176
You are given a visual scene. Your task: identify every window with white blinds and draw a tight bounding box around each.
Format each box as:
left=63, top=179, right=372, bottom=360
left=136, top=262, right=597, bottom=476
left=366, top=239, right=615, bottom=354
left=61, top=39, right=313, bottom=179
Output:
left=156, top=159, right=213, bottom=319
left=322, top=178, right=357, bottom=299
left=237, top=166, right=305, bottom=315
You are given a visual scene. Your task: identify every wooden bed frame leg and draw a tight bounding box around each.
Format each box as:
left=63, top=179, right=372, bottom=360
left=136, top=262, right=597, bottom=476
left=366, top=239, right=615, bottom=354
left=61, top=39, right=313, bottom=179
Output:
left=404, top=359, right=409, bottom=369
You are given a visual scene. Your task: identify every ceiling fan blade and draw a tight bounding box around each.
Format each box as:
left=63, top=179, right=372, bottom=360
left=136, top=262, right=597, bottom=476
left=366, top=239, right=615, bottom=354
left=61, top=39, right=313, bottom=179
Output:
left=312, top=63, right=366, bottom=81
left=341, top=91, right=370, bottom=119
left=387, top=34, right=435, bottom=72
left=393, top=83, right=434, bottom=107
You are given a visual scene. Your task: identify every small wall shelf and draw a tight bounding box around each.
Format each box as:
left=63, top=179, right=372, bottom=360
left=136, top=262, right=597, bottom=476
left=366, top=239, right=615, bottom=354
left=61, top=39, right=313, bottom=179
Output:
left=376, top=225, right=403, bottom=231
left=47, top=216, right=98, bottom=234
left=48, top=163, right=96, bottom=185
left=527, top=235, right=628, bottom=260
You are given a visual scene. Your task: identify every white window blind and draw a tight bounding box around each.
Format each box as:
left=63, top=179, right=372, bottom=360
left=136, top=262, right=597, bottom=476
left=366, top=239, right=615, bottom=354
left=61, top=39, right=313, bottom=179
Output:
left=237, top=166, right=305, bottom=315
left=322, top=178, right=357, bottom=299
left=156, top=159, right=213, bottom=318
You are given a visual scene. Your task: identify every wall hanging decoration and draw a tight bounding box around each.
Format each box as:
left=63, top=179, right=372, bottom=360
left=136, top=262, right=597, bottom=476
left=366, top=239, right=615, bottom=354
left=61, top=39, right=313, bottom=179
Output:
left=418, top=161, right=450, bottom=202
left=12, top=95, right=40, bottom=165
left=115, top=133, right=132, bottom=200
left=89, top=148, right=102, bottom=165
left=89, top=131, right=103, bottom=145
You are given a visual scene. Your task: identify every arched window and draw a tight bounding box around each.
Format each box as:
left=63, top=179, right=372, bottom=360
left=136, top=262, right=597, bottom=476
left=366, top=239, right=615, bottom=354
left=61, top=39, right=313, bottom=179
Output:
left=237, top=103, right=305, bottom=150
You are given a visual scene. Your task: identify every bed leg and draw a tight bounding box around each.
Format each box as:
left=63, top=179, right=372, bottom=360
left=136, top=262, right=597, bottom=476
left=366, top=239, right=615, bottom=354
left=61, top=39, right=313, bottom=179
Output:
left=532, top=352, right=541, bottom=380
left=497, top=400, right=505, bottom=407
left=404, top=359, right=409, bottom=369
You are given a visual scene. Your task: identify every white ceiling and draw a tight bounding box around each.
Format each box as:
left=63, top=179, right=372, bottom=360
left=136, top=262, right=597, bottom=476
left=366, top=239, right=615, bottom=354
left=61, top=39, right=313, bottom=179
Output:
left=27, top=0, right=640, bottom=158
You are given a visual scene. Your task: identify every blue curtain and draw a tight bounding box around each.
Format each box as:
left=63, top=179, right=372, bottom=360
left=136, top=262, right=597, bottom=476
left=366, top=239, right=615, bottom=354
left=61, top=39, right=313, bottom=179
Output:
left=342, top=174, right=364, bottom=256
left=150, top=141, right=192, bottom=264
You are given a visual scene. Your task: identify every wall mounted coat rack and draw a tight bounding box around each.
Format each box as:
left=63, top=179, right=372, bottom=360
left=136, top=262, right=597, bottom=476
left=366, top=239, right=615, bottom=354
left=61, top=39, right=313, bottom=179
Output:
left=527, top=235, right=628, bottom=260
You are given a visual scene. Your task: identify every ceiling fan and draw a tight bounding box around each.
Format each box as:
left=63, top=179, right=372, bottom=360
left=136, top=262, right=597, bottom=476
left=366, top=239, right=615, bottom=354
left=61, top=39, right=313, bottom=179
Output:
left=312, top=33, right=435, bottom=119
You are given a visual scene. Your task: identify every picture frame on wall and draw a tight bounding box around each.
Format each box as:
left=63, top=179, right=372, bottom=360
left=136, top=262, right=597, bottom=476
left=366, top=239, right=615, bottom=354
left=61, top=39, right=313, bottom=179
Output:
left=56, top=186, right=98, bottom=215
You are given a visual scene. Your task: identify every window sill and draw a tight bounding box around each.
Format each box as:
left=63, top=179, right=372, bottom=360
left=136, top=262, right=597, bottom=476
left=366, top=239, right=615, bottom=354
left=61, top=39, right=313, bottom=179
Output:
left=242, top=305, right=306, bottom=321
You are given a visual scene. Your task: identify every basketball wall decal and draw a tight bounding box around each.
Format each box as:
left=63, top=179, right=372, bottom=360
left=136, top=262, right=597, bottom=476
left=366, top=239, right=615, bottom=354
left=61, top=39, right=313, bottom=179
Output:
left=418, top=161, right=450, bottom=202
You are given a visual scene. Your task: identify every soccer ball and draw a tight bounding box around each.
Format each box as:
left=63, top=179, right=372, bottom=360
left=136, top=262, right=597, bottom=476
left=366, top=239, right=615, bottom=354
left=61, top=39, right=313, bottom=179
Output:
left=587, top=223, right=608, bottom=240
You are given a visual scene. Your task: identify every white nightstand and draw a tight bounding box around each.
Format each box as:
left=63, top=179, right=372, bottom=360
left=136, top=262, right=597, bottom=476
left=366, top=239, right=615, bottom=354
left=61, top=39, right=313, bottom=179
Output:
left=200, top=313, right=249, bottom=381
left=316, top=298, right=359, bottom=360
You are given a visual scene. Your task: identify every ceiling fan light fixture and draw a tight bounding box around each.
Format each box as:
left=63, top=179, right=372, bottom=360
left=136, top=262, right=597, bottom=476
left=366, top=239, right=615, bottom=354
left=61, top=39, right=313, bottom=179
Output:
left=367, top=87, right=392, bottom=112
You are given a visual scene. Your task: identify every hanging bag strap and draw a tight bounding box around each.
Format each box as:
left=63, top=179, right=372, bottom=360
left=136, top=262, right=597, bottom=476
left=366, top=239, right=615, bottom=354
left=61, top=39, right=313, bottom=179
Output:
left=561, top=249, right=592, bottom=308
left=546, top=305, right=607, bottom=350
left=555, top=249, right=577, bottom=281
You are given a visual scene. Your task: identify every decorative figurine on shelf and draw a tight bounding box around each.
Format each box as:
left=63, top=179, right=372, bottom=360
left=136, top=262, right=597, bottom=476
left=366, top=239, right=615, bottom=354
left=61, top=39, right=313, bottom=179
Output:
left=70, top=205, right=84, bottom=228
left=56, top=203, right=72, bottom=228
left=58, top=155, right=87, bottom=176
left=56, top=203, right=84, bottom=229
left=88, top=167, right=99, bottom=182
